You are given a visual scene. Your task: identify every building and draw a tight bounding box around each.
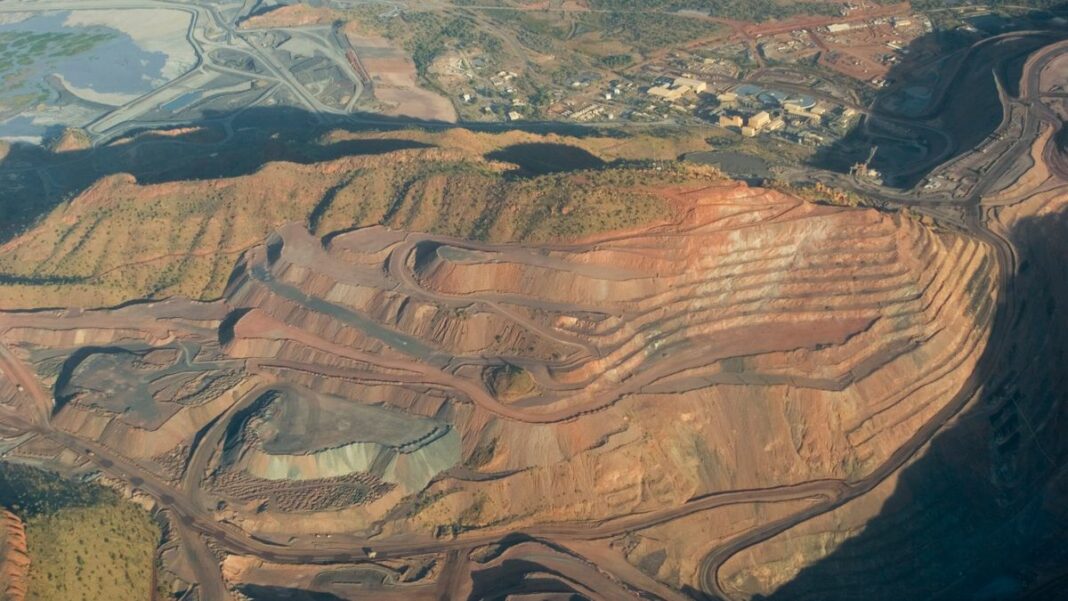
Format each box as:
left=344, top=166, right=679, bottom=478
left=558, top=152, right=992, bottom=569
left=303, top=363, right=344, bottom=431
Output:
left=783, top=103, right=822, bottom=122
left=571, top=104, right=605, bottom=121
left=648, top=85, right=688, bottom=101
left=748, top=111, right=771, bottom=130
left=741, top=126, right=757, bottom=137
left=716, top=92, right=739, bottom=106
left=507, top=111, right=523, bottom=121
left=647, top=75, right=709, bottom=101
left=673, top=76, right=708, bottom=94
left=766, top=117, right=785, bottom=131
left=827, top=22, right=859, bottom=33
left=719, top=114, right=743, bottom=128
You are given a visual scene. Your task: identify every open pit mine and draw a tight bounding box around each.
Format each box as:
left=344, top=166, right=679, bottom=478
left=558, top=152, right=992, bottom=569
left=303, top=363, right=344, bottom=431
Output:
left=0, top=174, right=1044, bottom=599
left=3, top=39, right=1068, bottom=593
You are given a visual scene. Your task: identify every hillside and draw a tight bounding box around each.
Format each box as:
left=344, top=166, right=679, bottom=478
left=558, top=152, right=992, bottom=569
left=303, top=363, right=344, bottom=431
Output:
left=2, top=120, right=1065, bottom=600
left=0, top=148, right=1002, bottom=597
left=0, top=129, right=714, bottom=309
left=0, top=465, right=159, bottom=601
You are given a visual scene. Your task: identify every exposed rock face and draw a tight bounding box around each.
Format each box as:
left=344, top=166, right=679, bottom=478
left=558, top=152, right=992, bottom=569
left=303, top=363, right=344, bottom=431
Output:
left=710, top=180, right=1068, bottom=599
left=0, top=510, right=29, bottom=601
left=238, top=4, right=341, bottom=29
left=219, top=387, right=460, bottom=494
left=0, top=175, right=999, bottom=597
left=47, top=128, right=91, bottom=154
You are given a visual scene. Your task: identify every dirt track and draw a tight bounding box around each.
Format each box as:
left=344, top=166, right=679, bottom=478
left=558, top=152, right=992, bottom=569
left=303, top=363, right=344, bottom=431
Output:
left=0, top=35, right=1065, bottom=601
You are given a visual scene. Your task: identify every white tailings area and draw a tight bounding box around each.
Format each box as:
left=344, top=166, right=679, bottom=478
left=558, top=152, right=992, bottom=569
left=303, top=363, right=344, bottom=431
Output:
left=243, top=427, right=460, bottom=493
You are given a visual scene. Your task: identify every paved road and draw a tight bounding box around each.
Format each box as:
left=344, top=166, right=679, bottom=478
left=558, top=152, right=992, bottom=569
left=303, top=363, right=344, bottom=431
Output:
left=0, top=0, right=361, bottom=144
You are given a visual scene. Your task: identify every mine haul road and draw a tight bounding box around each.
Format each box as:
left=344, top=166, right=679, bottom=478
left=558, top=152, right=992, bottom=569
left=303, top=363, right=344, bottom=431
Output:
left=1027, top=40, right=1068, bottom=183
left=0, top=393, right=837, bottom=565
left=0, top=201, right=1017, bottom=601
left=0, top=153, right=1034, bottom=601
left=0, top=29, right=1064, bottom=601
left=694, top=32, right=1068, bottom=601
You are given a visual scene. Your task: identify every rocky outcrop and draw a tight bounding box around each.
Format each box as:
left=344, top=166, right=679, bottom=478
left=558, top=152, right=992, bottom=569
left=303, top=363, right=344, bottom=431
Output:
left=0, top=509, right=29, bottom=601
left=47, top=127, right=91, bottom=154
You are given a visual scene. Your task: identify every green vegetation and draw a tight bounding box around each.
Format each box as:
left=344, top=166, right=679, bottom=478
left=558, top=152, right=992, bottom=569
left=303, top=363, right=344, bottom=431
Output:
left=0, top=463, right=111, bottom=516
left=341, top=3, right=726, bottom=116
left=486, top=7, right=724, bottom=59
left=0, top=463, right=160, bottom=601
left=25, top=503, right=159, bottom=601
left=600, top=54, right=634, bottom=68
left=585, top=0, right=845, bottom=21
left=767, top=180, right=871, bottom=208
left=0, top=30, right=114, bottom=114
left=313, top=158, right=685, bottom=243
left=912, top=0, right=1068, bottom=9
left=348, top=9, right=502, bottom=78
left=574, top=11, right=721, bottom=53
left=0, top=128, right=720, bottom=308
left=701, top=131, right=818, bottom=168
left=434, top=494, right=488, bottom=538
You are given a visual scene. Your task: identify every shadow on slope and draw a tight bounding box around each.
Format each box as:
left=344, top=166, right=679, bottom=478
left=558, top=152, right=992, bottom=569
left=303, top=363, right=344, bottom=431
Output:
left=0, top=106, right=630, bottom=245
left=485, top=142, right=606, bottom=175
left=745, top=209, right=1068, bottom=601
left=237, top=585, right=347, bottom=601
left=807, top=7, right=1068, bottom=189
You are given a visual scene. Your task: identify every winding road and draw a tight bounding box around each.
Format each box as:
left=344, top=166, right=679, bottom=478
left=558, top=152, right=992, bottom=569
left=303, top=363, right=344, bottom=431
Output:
left=0, top=18, right=1065, bottom=601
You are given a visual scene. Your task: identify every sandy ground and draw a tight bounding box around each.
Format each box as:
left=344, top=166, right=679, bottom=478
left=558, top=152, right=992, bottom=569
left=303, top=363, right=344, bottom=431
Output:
left=0, top=12, right=33, bottom=25
left=54, top=73, right=128, bottom=106
left=347, top=34, right=457, bottom=123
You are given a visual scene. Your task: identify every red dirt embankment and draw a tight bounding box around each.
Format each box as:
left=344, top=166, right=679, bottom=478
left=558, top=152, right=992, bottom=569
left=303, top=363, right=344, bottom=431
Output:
left=238, top=5, right=341, bottom=29
left=0, top=509, right=29, bottom=601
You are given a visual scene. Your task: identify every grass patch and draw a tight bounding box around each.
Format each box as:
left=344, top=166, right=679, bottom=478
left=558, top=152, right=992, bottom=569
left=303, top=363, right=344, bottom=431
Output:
left=0, top=463, right=160, bottom=601
left=25, top=503, right=159, bottom=601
